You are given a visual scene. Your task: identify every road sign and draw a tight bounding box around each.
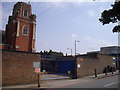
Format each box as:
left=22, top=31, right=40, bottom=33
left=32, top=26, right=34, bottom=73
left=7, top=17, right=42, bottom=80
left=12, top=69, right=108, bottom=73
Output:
left=77, top=64, right=80, bottom=68
left=113, top=57, right=116, bottom=60
left=33, top=62, right=40, bottom=68
left=112, top=57, right=120, bottom=61
left=35, top=68, right=40, bottom=73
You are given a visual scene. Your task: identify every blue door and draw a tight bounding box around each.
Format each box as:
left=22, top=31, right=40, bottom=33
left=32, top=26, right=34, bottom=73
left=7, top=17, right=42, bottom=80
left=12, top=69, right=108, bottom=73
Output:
left=58, top=60, right=75, bottom=74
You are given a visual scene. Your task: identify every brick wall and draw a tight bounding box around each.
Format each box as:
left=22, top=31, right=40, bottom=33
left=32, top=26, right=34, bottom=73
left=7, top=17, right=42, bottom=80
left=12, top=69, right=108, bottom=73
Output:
left=15, top=20, right=32, bottom=52
left=77, top=54, right=115, bottom=78
left=2, top=50, right=41, bottom=86
left=97, top=54, right=115, bottom=73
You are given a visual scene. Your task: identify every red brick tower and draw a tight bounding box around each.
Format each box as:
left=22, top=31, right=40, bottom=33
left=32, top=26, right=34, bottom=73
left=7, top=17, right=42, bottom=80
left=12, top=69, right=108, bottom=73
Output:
left=5, top=2, right=36, bottom=52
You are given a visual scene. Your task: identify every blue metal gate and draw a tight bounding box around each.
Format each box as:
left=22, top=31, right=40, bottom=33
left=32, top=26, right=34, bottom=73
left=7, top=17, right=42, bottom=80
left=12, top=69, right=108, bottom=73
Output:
left=58, top=60, right=75, bottom=74
left=41, top=56, right=77, bottom=80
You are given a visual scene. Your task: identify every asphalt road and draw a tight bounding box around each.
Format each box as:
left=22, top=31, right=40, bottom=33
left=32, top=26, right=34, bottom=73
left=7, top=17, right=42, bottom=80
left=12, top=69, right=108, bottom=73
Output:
left=65, top=75, right=120, bottom=88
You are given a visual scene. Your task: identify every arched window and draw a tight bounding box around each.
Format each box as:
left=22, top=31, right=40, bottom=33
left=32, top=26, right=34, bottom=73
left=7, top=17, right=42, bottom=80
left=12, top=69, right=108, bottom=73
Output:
left=22, top=25, right=28, bottom=35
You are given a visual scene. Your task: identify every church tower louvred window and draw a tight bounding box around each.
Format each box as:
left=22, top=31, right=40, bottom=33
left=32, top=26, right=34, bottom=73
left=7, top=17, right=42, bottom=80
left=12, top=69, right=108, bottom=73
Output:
left=23, top=9, right=28, bottom=17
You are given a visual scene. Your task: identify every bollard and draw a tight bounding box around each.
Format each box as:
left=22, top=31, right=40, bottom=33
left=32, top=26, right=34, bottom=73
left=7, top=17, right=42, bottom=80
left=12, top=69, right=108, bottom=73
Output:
left=105, top=67, right=107, bottom=75
left=38, top=74, right=40, bottom=87
left=112, top=67, right=113, bottom=74
left=95, top=69, right=97, bottom=77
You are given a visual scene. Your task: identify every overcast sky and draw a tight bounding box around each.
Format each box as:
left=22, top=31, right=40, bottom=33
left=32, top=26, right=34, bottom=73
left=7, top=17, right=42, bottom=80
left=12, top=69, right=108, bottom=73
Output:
left=1, top=0, right=119, bottom=55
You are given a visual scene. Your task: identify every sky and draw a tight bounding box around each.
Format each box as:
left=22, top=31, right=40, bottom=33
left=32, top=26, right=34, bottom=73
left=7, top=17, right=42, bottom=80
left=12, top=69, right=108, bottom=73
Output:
left=1, top=0, right=119, bottom=55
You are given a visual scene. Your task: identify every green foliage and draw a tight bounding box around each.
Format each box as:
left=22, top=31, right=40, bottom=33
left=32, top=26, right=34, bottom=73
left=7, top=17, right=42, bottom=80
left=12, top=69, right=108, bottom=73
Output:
left=40, top=50, right=64, bottom=57
left=113, top=25, right=120, bottom=32
left=99, top=1, right=120, bottom=33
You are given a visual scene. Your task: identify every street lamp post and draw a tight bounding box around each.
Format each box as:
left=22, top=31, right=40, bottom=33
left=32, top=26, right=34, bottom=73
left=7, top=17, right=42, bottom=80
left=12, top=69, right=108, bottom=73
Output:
left=75, top=40, right=80, bottom=56
left=67, top=48, right=72, bottom=56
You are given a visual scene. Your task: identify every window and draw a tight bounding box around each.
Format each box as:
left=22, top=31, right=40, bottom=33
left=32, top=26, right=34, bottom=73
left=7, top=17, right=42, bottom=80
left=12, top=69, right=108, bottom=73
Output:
left=23, top=10, right=28, bottom=17
left=22, top=26, right=28, bottom=35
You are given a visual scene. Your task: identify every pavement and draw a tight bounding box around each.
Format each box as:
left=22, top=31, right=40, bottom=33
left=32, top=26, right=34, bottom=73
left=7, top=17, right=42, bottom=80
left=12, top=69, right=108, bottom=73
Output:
left=2, top=70, right=119, bottom=89
left=88, top=70, right=119, bottom=79
left=40, top=73, right=69, bottom=80
left=66, top=73, right=119, bottom=88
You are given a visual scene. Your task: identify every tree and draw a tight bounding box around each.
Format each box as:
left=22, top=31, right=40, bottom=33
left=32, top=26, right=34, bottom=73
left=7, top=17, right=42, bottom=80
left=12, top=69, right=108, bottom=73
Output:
left=40, top=51, right=43, bottom=55
left=99, top=1, right=120, bottom=33
left=41, top=50, right=64, bottom=56
left=48, top=50, right=52, bottom=54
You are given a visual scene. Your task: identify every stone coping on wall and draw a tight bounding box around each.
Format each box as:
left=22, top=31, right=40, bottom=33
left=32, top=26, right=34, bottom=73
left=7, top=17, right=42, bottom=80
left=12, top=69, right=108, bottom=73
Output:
left=0, top=49, right=40, bottom=54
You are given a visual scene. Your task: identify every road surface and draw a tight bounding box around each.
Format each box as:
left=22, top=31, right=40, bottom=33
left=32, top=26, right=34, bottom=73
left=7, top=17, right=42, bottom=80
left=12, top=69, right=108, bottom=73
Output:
left=64, top=75, right=120, bottom=88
